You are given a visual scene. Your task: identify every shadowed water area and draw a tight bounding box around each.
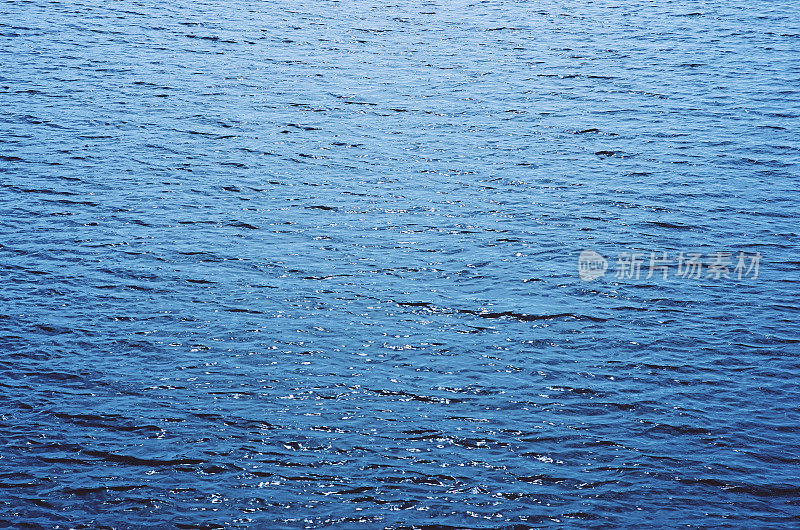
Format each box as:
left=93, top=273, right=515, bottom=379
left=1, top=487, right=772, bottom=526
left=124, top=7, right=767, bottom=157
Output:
left=1, top=0, right=799, bottom=527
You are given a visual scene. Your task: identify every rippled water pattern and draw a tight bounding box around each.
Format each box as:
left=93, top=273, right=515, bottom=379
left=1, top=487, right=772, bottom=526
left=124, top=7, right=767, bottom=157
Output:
left=2, top=0, right=800, bottom=527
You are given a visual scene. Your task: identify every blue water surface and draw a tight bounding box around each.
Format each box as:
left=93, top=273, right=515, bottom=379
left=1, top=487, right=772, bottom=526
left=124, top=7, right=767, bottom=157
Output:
left=1, top=0, right=799, bottom=527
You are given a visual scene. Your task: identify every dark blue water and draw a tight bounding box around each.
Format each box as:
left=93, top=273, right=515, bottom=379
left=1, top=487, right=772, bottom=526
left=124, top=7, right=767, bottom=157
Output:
left=2, top=0, right=800, bottom=527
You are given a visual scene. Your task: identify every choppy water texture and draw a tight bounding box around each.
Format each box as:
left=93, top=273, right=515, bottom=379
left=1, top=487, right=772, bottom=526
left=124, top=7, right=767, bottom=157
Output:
left=2, top=0, right=800, bottom=527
